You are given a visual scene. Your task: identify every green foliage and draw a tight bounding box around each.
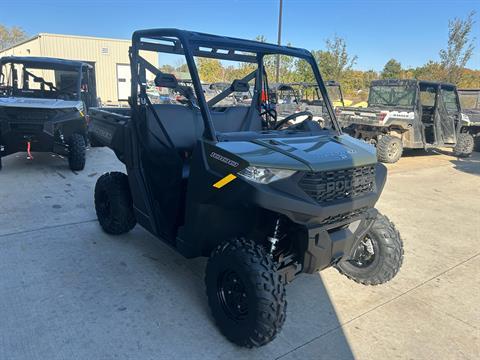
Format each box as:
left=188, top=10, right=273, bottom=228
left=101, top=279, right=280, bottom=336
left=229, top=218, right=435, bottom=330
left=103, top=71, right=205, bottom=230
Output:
left=318, top=36, right=357, bottom=81
left=0, top=24, right=27, bottom=50
left=413, top=61, right=447, bottom=82
left=159, top=64, right=175, bottom=74
left=381, top=59, right=402, bottom=79
left=196, top=58, right=224, bottom=83
left=439, top=11, right=476, bottom=83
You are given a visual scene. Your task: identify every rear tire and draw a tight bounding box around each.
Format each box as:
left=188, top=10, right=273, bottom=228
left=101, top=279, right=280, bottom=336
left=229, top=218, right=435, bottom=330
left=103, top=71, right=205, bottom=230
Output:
left=94, top=172, right=136, bottom=235
left=336, top=213, right=404, bottom=285
left=68, top=133, right=86, bottom=171
left=453, top=133, right=474, bottom=157
left=474, top=135, right=480, bottom=152
left=205, top=238, right=286, bottom=348
left=377, top=135, right=403, bottom=163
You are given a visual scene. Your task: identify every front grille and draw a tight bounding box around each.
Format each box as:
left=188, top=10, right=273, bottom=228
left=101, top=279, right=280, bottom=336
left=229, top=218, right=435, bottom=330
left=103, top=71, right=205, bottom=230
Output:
left=10, top=123, right=43, bottom=133
left=320, top=207, right=368, bottom=227
left=299, top=165, right=376, bottom=204
left=3, top=108, right=56, bottom=122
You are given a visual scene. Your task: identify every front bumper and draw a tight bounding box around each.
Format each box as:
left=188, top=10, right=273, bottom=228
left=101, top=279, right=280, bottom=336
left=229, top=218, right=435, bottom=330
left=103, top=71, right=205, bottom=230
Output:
left=0, top=119, right=83, bottom=156
left=300, top=207, right=377, bottom=274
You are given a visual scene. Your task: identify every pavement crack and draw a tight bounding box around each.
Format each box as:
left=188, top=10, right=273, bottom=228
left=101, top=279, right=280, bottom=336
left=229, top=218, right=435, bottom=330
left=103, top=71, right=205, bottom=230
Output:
left=0, top=219, right=98, bottom=239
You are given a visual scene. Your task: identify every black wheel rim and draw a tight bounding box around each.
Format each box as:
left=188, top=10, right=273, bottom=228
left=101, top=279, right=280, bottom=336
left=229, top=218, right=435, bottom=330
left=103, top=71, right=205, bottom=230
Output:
left=349, top=235, right=376, bottom=268
left=217, top=270, right=249, bottom=321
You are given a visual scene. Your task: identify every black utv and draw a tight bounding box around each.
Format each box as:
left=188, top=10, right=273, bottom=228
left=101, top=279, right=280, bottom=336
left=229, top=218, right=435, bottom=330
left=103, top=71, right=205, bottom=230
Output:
left=0, top=56, right=97, bottom=170
left=89, top=29, right=403, bottom=347
left=338, top=79, right=474, bottom=163
left=458, top=88, right=480, bottom=151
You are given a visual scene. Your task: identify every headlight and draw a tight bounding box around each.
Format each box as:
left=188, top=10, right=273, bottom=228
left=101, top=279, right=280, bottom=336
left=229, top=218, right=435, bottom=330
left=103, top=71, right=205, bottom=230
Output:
left=237, top=166, right=296, bottom=184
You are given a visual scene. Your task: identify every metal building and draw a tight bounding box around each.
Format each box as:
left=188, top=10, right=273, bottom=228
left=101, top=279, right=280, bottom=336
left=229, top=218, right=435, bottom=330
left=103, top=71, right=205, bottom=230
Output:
left=0, top=33, right=158, bottom=105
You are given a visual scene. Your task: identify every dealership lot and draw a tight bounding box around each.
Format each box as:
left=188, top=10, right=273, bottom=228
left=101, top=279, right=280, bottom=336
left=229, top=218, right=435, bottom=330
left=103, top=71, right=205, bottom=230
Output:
left=0, top=148, right=479, bottom=360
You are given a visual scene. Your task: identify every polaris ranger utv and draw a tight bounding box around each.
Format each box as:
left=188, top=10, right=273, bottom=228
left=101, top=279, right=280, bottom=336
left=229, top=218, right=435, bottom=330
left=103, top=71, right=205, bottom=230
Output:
left=270, top=81, right=340, bottom=126
left=89, top=29, right=403, bottom=347
left=338, top=79, right=474, bottom=163
left=0, top=56, right=97, bottom=170
left=458, top=88, right=480, bottom=151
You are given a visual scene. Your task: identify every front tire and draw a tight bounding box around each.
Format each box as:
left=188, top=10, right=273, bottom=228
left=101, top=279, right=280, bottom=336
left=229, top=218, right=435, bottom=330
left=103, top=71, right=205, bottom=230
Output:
left=68, top=133, right=86, bottom=171
left=205, top=238, right=286, bottom=348
left=336, top=213, right=404, bottom=285
left=474, top=136, right=480, bottom=152
left=377, top=135, right=403, bottom=163
left=94, top=172, right=136, bottom=235
left=453, top=133, right=474, bottom=157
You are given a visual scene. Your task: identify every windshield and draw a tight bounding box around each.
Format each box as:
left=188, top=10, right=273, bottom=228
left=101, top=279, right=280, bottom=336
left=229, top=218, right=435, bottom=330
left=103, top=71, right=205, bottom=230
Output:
left=458, top=91, right=480, bottom=110
left=326, top=85, right=342, bottom=104
left=368, top=85, right=416, bottom=108
left=0, top=61, right=81, bottom=100
left=135, top=33, right=337, bottom=140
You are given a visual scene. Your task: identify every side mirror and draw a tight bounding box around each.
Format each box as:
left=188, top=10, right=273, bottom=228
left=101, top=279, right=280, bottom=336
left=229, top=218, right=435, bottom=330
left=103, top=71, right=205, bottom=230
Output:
left=231, top=79, right=249, bottom=92
left=154, top=72, right=178, bottom=88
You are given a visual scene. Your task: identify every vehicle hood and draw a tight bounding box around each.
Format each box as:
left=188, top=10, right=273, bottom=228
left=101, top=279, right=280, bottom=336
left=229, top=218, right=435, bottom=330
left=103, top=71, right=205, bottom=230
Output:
left=217, top=134, right=377, bottom=172
left=0, top=97, right=82, bottom=110
left=462, top=109, right=480, bottom=124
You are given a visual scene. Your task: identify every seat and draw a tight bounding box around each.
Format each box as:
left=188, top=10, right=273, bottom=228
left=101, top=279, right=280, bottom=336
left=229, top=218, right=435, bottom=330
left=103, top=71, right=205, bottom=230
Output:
left=144, top=104, right=263, bottom=157
left=210, top=106, right=262, bottom=132
left=145, top=104, right=204, bottom=154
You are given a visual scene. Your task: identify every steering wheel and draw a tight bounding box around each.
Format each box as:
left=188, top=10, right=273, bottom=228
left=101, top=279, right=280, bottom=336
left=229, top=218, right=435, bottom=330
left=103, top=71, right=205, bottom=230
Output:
left=274, top=110, right=313, bottom=130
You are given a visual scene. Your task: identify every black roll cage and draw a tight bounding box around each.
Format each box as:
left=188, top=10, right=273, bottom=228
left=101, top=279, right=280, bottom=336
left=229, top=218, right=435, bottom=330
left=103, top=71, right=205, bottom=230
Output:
left=0, top=56, right=93, bottom=101
left=129, top=28, right=341, bottom=143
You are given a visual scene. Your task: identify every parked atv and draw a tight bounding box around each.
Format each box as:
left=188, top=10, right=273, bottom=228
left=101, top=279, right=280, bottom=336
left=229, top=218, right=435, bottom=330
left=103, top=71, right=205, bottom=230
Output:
left=89, top=29, right=403, bottom=347
left=338, top=79, right=474, bottom=163
left=458, top=88, right=480, bottom=151
left=0, top=56, right=97, bottom=170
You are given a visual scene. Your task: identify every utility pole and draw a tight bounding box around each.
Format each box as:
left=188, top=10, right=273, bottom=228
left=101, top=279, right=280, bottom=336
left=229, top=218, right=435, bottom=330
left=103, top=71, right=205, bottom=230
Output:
left=275, top=0, right=283, bottom=83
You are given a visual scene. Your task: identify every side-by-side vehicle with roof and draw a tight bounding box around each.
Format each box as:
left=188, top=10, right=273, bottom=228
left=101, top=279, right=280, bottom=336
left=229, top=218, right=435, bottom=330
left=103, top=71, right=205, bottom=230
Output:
left=338, top=79, right=474, bottom=163
left=88, top=29, right=404, bottom=347
left=0, top=56, right=97, bottom=170
left=458, top=88, right=480, bottom=151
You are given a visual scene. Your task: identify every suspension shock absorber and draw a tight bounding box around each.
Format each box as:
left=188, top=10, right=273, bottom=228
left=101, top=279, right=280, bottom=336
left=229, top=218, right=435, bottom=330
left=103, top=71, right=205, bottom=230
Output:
left=267, top=217, right=282, bottom=254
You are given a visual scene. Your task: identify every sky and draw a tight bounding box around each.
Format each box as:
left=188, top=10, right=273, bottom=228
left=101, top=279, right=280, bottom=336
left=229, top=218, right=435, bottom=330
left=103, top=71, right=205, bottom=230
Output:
left=1, top=0, right=479, bottom=71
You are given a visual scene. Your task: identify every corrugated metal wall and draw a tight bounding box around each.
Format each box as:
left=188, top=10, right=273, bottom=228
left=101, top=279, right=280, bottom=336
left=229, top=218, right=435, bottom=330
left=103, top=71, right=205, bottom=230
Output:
left=0, top=34, right=158, bottom=104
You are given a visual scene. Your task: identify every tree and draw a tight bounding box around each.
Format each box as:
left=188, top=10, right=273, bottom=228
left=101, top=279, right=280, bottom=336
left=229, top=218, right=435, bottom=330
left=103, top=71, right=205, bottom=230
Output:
left=414, top=61, right=447, bottom=81
left=381, top=59, right=402, bottom=79
left=317, top=36, right=357, bottom=82
left=159, top=64, right=175, bottom=74
left=175, top=63, right=189, bottom=73
left=0, top=24, right=27, bottom=50
left=439, top=11, right=476, bottom=83
left=196, top=57, right=224, bottom=82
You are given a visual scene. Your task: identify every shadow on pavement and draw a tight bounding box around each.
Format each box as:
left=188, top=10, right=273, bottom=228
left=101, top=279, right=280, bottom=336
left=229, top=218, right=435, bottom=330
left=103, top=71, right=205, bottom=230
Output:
left=113, top=230, right=356, bottom=359
left=0, top=148, right=355, bottom=359
left=401, top=149, right=442, bottom=158
left=0, top=151, right=70, bottom=172
left=450, top=156, right=480, bottom=176
left=0, top=221, right=355, bottom=359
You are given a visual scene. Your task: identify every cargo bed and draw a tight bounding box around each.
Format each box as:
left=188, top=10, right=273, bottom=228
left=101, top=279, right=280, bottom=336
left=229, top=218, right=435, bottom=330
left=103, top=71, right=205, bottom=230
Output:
left=88, top=107, right=130, bottom=161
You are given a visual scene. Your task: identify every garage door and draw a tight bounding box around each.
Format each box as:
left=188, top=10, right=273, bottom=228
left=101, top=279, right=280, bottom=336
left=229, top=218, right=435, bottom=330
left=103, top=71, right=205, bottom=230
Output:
left=116, top=64, right=130, bottom=101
